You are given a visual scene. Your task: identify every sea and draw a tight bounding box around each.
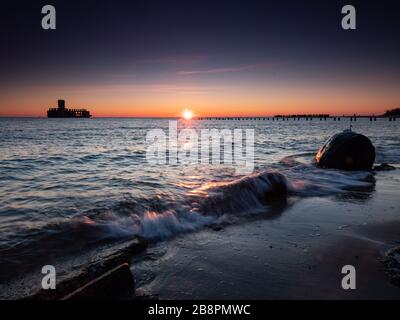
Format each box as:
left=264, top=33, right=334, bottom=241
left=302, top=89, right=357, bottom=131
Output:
left=0, top=117, right=399, bottom=296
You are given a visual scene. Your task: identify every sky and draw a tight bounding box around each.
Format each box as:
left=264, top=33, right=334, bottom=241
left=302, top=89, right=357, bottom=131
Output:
left=0, top=0, right=400, bottom=117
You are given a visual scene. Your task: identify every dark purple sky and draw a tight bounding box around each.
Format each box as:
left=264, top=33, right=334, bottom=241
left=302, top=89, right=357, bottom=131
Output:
left=1, top=0, right=399, bottom=116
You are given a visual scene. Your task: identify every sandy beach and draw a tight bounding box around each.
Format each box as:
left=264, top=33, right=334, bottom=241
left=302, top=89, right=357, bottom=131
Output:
left=134, top=168, right=400, bottom=299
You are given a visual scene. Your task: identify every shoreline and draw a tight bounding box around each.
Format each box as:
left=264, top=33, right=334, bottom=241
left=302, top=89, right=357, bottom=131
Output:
left=134, top=170, right=400, bottom=299
left=1, top=167, right=399, bottom=300
left=135, top=216, right=400, bottom=300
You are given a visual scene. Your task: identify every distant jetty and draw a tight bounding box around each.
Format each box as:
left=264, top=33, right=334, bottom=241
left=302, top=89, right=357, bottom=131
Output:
left=384, top=108, right=400, bottom=117
left=195, top=110, right=399, bottom=121
left=47, top=100, right=92, bottom=118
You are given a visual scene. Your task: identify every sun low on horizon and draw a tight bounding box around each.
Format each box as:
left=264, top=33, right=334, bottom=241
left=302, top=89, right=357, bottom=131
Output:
left=182, top=108, right=194, bottom=120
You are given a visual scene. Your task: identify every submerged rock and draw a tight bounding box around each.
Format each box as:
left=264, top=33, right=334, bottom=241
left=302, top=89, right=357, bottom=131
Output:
left=373, top=163, right=396, bottom=171
left=315, top=129, right=375, bottom=170
left=198, top=171, right=289, bottom=215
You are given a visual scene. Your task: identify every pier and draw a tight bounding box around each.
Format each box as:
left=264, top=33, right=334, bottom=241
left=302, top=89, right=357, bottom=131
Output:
left=195, top=114, right=397, bottom=121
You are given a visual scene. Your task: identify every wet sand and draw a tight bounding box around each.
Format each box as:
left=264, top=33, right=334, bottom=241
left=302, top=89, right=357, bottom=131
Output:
left=133, top=169, right=400, bottom=299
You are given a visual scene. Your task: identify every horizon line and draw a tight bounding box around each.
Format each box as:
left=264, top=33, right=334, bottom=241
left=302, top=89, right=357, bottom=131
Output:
left=0, top=113, right=394, bottom=119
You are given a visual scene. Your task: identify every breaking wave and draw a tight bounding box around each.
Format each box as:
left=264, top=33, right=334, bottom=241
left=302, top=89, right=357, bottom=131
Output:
left=0, top=154, right=378, bottom=283
left=1, top=158, right=375, bottom=248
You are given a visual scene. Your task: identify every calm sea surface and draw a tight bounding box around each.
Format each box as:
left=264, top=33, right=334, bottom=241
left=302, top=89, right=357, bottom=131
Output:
left=0, top=118, right=399, bottom=286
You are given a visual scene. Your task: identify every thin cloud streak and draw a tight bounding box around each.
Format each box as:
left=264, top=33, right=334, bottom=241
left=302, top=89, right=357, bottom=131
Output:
left=177, top=62, right=287, bottom=75
left=70, top=84, right=221, bottom=95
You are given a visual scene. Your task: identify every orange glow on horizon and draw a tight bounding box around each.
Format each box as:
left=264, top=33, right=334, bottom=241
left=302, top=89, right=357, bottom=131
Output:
left=0, top=104, right=397, bottom=118
left=0, top=81, right=399, bottom=117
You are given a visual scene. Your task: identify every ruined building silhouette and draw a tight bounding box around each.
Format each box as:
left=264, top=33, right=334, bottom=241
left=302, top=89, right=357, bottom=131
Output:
left=47, top=100, right=92, bottom=118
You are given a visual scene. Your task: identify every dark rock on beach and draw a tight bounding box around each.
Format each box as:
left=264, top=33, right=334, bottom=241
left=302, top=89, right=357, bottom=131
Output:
left=28, top=237, right=148, bottom=300
left=62, top=263, right=135, bottom=300
left=316, top=129, right=375, bottom=170
left=381, top=246, right=400, bottom=287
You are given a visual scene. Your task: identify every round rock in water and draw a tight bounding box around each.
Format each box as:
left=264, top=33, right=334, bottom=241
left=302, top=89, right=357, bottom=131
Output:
left=315, top=129, right=375, bottom=170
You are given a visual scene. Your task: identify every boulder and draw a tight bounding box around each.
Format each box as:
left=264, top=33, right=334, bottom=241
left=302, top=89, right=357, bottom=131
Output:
left=315, top=130, right=375, bottom=170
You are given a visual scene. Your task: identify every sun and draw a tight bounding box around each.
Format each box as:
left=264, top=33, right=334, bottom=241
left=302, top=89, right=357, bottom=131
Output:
left=182, top=108, right=194, bottom=120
